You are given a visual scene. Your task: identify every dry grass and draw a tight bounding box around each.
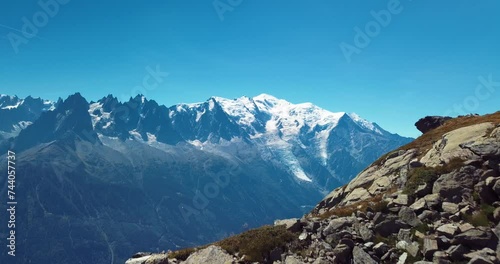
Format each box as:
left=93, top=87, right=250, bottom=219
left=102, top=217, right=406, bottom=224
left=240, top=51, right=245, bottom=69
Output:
left=315, top=192, right=391, bottom=219
left=373, top=112, right=500, bottom=166
left=215, top=225, right=296, bottom=262
left=168, top=225, right=296, bottom=262
left=401, top=112, right=500, bottom=156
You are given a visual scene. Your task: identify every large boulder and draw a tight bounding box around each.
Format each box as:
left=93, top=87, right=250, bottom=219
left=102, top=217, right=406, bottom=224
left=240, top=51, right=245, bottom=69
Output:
left=352, top=246, right=377, bottom=264
left=415, top=116, right=452, bottom=134
left=181, top=246, right=233, bottom=264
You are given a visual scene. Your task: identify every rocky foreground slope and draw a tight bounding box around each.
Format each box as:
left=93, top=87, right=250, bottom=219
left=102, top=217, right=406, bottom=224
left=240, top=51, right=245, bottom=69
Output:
left=126, top=112, right=500, bottom=264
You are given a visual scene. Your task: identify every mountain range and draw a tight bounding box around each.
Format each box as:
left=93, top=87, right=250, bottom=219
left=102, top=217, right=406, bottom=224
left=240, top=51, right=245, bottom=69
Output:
left=0, top=93, right=412, bottom=264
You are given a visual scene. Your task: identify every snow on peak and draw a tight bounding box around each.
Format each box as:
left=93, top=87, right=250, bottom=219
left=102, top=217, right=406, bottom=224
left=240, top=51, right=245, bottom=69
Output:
left=347, top=113, right=382, bottom=134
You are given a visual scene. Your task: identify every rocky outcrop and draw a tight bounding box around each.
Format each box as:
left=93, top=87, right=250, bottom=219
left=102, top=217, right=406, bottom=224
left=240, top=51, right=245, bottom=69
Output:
left=130, top=114, right=500, bottom=263
left=415, top=116, right=452, bottom=134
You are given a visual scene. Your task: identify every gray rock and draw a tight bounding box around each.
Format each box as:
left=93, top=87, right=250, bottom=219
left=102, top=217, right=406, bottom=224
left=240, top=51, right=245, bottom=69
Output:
left=476, top=181, right=499, bottom=204
left=493, top=180, right=500, bottom=196
left=397, top=229, right=412, bottom=243
left=284, top=255, right=302, bottom=264
left=298, top=232, right=309, bottom=241
left=126, top=256, right=152, bottom=264
left=441, top=202, right=459, bottom=214
left=144, top=254, right=169, bottom=264
left=358, top=224, right=374, bottom=241
left=423, top=238, right=438, bottom=260
left=453, top=229, right=498, bottom=250
left=274, top=218, right=302, bottom=233
left=182, top=245, right=233, bottom=264
left=459, top=223, right=475, bottom=233
left=433, top=251, right=451, bottom=263
left=415, top=183, right=432, bottom=197
left=485, top=177, right=498, bottom=187
left=436, top=223, right=459, bottom=237
left=373, top=242, right=390, bottom=257
left=433, top=166, right=478, bottom=203
left=397, top=252, right=408, bottom=264
left=467, top=256, right=494, bottom=264
left=332, top=243, right=352, bottom=262
left=482, top=170, right=498, bottom=181
left=398, top=206, right=423, bottom=227
left=418, top=210, right=439, bottom=221
left=423, top=194, right=441, bottom=209
left=493, top=207, right=500, bottom=223
left=393, top=194, right=409, bottom=206
left=447, top=244, right=467, bottom=261
left=323, top=217, right=354, bottom=235
left=374, top=219, right=408, bottom=237
left=409, top=198, right=426, bottom=214
left=406, top=241, right=420, bottom=257
left=352, top=246, right=377, bottom=264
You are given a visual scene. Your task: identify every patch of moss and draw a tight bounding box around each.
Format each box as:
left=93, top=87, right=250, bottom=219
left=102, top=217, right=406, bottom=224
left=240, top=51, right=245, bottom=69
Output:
left=215, top=225, right=296, bottom=262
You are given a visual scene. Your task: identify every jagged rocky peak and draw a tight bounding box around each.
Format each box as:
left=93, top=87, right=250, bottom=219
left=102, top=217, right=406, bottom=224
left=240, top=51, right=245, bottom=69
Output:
left=134, top=112, right=500, bottom=264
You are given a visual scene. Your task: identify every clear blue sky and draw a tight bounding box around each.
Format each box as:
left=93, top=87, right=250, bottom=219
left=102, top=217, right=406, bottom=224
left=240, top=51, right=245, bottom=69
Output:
left=1, top=0, right=499, bottom=137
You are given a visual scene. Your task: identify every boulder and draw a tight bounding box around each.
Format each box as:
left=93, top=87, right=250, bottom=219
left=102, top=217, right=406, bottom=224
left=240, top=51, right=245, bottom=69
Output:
left=373, top=242, right=390, bottom=257
left=433, top=166, right=479, bottom=203
left=397, top=252, right=408, bottom=264
left=374, top=219, right=408, bottom=237
left=323, top=217, right=355, bottom=235
left=332, top=243, right=352, bottom=262
left=398, top=206, right=423, bottom=227
left=453, top=229, right=498, bottom=250
left=352, top=246, right=377, bottom=264
left=126, top=256, right=152, bottom=264
left=145, top=254, right=169, bottom=264
left=274, top=218, right=301, bottom=233
left=436, top=224, right=459, bottom=238
left=447, top=244, right=468, bottom=261
left=357, top=224, right=374, bottom=241
left=415, top=116, right=452, bottom=134
left=423, top=238, right=438, bottom=260
left=284, top=255, right=302, bottom=264
left=182, top=245, right=233, bottom=264
left=441, top=202, right=459, bottom=214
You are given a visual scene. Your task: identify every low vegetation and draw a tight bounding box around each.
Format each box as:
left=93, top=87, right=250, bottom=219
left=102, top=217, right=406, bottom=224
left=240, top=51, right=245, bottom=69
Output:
left=403, top=157, right=464, bottom=195
left=215, top=225, right=296, bottom=262
left=463, top=203, right=496, bottom=227
left=316, top=193, right=389, bottom=219
left=168, top=225, right=297, bottom=262
left=374, top=112, right=500, bottom=166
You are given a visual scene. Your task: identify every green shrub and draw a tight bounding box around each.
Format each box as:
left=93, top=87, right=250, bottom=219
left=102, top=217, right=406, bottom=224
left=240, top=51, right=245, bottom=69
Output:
left=403, top=167, right=438, bottom=195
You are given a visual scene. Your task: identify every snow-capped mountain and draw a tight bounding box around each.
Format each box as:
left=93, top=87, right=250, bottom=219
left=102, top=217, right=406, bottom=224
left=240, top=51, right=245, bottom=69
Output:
left=0, top=93, right=412, bottom=264
left=85, top=93, right=411, bottom=184
left=0, top=94, right=56, bottom=139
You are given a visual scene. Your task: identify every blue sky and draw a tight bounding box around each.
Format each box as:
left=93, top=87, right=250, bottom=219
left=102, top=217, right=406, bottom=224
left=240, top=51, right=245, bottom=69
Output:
left=1, top=0, right=499, bottom=137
